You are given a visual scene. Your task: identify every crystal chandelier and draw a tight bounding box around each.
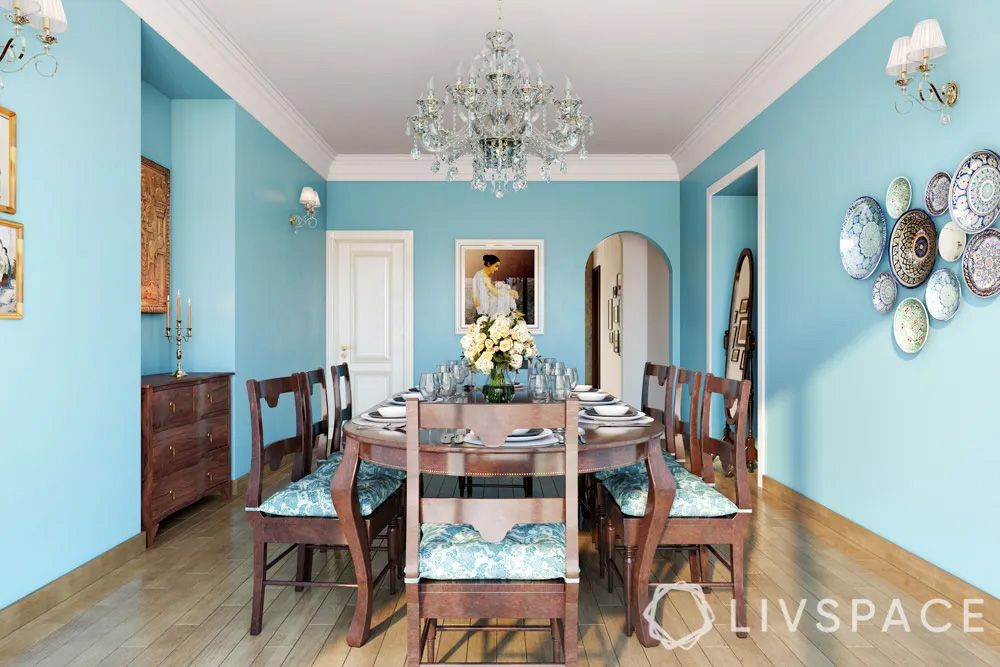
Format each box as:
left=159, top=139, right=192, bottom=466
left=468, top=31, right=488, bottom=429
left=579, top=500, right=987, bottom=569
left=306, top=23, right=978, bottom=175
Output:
left=406, top=0, right=593, bottom=198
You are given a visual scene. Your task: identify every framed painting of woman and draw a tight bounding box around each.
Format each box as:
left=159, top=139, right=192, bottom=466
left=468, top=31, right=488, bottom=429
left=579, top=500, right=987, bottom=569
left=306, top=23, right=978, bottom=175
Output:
left=0, top=106, right=16, bottom=215
left=455, top=239, right=544, bottom=333
left=0, top=218, right=23, bottom=319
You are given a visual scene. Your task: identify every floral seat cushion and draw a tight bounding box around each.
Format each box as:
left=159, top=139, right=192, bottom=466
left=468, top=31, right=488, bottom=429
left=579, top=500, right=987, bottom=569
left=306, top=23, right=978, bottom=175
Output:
left=257, top=456, right=402, bottom=518
left=318, top=452, right=407, bottom=482
left=419, top=523, right=566, bottom=580
left=601, top=455, right=740, bottom=518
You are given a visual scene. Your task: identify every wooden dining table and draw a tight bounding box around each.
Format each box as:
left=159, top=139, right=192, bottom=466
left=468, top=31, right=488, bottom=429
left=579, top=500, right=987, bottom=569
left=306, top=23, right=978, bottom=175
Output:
left=331, top=392, right=676, bottom=649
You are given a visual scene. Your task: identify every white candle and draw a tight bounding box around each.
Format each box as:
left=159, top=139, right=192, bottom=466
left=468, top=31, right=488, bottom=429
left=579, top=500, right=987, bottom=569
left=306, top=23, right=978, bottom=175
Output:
left=187, top=299, right=192, bottom=330
left=175, top=290, right=181, bottom=323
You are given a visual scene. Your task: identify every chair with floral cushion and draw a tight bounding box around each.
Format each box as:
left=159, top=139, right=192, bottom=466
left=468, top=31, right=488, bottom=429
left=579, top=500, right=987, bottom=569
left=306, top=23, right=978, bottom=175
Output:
left=404, top=398, right=580, bottom=666
left=603, top=373, right=752, bottom=640
left=244, top=373, right=404, bottom=645
left=300, top=368, right=331, bottom=461
left=329, top=362, right=353, bottom=453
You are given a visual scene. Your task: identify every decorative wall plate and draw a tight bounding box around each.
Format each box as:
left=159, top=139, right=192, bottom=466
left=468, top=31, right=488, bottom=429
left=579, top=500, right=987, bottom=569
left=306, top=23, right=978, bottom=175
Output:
left=893, top=297, right=929, bottom=354
left=938, top=220, right=967, bottom=262
left=886, top=176, right=912, bottom=219
left=924, top=171, right=951, bottom=216
left=924, top=268, right=961, bottom=321
left=889, top=208, right=937, bottom=288
left=840, top=196, right=886, bottom=280
left=871, top=272, right=897, bottom=313
left=962, top=227, right=1000, bottom=297
left=950, top=149, right=1000, bottom=233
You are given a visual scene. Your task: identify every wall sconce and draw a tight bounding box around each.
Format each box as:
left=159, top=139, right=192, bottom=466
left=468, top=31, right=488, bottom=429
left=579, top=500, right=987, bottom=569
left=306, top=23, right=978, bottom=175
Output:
left=289, top=186, right=320, bottom=233
left=886, top=18, right=958, bottom=124
left=0, top=0, right=68, bottom=78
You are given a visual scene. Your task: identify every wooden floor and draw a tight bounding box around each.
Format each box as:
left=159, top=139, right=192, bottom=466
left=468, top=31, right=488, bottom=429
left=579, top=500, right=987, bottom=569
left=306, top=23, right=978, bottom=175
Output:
left=1, top=469, right=998, bottom=667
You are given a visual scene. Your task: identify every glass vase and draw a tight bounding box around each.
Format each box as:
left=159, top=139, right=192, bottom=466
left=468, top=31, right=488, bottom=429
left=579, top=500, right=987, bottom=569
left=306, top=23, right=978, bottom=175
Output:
left=482, top=364, right=515, bottom=404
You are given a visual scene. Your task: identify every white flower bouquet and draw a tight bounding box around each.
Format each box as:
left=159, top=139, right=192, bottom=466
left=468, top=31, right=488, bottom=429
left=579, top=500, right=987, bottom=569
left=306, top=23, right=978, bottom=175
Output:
left=459, top=309, right=539, bottom=402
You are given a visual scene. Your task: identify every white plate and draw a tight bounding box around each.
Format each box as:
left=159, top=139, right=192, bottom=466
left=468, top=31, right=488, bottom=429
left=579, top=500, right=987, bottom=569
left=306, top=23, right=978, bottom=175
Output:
left=360, top=411, right=406, bottom=424
left=580, top=416, right=656, bottom=427
left=464, top=429, right=556, bottom=446
left=375, top=405, right=406, bottom=418
left=572, top=384, right=593, bottom=392
left=578, top=409, right=646, bottom=422
left=576, top=391, right=609, bottom=402
left=592, top=404, right=629, bottom=416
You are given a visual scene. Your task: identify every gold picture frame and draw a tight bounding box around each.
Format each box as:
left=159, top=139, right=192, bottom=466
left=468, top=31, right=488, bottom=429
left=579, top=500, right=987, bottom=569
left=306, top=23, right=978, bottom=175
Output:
left=0, top=218, right=23, bottom=319
left=141, top=157, right=170, bottom=313
left=0, top=106, right=16, bottom=215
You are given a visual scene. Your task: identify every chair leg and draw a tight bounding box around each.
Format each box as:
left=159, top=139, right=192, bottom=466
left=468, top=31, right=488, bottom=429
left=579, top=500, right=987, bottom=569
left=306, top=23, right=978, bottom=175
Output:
left=596, top=488, right=607, bottom=578
left=550, top=619, right=563, bottom=663
left=295, top=544, right=313, bottom=592
left=700, top=545, right=711, bottom=591
left=250, top=539, right=267, bottom=635
left=605, top=518, right=616, bottom=594
left=523, top=476, right=533, bottom=497
left=426, top=619, right=438, bottom=662
left=732, top=542, right=747, bottom=638
left=564, top=585, right=579, bottom=667
left=406, top=585, right=421, bottom=667
left=623, top=546, right=636, bottom=637
left=687, top=549, right=700, bottom=585
left=388, top=520, right=399, bottom=595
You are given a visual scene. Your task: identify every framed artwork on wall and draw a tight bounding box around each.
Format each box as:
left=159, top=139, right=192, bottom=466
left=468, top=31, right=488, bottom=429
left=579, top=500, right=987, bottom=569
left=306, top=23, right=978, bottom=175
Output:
left=0, top=106, right=16, bottom=214
left=0, top=218, right=23, bottom=319
left=456, top=239, right=544, bottom=333
left=140, top=157, right=170, bottom=313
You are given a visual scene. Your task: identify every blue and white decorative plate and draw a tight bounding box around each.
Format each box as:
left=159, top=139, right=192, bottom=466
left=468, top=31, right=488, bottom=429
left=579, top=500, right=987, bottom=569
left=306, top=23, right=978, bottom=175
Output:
left=924, top=171, right=951, bottom=216
left=886, top=176, right=912, bottom=219
left=840, top=196, right=886, bottom=280
left=924, top=268, right=961, bottom=321
left=871, top=272, right=897, bottom=313
left=962, top=227, right=1000, bottom=298
left=893, top=297, right=929, bottom=354
left=889, top=208, right=937, bottom=288
left=950, top=149, right=1000, bottom=233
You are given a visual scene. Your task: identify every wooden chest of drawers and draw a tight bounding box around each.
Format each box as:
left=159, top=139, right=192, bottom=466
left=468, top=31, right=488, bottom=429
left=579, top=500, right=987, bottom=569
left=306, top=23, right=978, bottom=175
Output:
left=141, top=372, right=233, bottom=546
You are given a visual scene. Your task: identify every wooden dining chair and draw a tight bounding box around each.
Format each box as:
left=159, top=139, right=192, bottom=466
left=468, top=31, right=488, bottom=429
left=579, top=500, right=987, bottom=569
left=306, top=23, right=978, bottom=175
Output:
left=672, top=367, right=703, bottom=472
left=244, top=373, right=404, bottom=645
left=300, top=368, right=330, bottom=461
left=329, top=362, right=353, bottom=453
left=602, top=373, right=752, bottom=640
left=404, top=399, right=580, bottom=666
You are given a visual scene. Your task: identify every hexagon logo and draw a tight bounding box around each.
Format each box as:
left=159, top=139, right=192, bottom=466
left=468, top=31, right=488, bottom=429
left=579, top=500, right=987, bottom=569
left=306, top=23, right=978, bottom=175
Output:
left=641, top=582, right=715, bottom=651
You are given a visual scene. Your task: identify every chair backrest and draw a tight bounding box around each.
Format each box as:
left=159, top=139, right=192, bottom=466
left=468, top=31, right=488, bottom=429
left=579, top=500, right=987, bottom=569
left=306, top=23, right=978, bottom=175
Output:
left=329, top=363, right=353, bottom=452
left=245, top=375, right=310, bottom=508
left=403, top=399, right=580, bottom=583
left=298, top=368, right=329, bottom=460
left=699, top=374, right=751, bottom=509
left=673, top=368, right=704, bottom=474
left=639, top=362, right=675, bottom=427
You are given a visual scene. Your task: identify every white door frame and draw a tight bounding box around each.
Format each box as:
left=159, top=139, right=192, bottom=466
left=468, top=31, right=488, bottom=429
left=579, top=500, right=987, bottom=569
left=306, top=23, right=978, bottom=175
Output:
left=705, top=150, right=766, bottom=485
left=326, top=230, right=415, bottom=389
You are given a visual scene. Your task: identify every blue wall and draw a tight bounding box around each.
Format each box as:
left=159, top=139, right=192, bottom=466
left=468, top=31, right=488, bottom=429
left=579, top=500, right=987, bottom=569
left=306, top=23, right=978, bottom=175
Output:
left=680, top=0, right=1000, bottom=595
left=326, top=182, right=681, bottom=379
left=233, top=109, right=326, bottom=478
left=0, top=0, right=141, bottom=608
left=140, top=81, right=172, bottom=374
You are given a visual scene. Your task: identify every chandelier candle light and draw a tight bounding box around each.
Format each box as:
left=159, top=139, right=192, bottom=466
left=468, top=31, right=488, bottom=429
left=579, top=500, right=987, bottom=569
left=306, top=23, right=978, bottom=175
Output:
left=885, top=18, right=958, bottom=124
left=406, top=0, right=592, bottom=198
left=0, top=0, right=67, bottom=78
left=165, top=290, right=193, bottom=378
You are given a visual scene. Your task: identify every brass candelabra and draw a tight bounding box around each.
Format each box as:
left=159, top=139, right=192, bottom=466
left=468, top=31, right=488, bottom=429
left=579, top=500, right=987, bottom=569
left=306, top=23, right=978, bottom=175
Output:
left=165, top=317, right=193, bottom=377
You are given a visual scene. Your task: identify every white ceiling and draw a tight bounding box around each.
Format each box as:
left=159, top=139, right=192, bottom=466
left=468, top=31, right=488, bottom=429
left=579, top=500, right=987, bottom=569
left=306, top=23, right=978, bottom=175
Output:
left=197, top=0, right=814, bottom=155
left=126, top=0, right=891, bottom=177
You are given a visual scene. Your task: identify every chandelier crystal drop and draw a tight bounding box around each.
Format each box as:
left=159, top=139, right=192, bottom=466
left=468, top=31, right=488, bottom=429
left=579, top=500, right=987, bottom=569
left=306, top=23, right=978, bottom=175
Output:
left=406, top=0, right=592, bottom=197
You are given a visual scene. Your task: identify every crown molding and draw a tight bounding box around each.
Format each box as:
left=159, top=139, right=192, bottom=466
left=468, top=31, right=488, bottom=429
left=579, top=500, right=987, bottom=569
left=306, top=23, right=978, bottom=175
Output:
left=327, top=154, right=678, bottom=182
left=123, top=0, right=337, bottom=177
left=670, top=0, right=892, bottom=178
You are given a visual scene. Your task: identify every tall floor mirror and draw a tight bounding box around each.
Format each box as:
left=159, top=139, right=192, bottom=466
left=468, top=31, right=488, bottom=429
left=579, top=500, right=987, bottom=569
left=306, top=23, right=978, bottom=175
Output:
left=722, top=248, right=757, bottom=472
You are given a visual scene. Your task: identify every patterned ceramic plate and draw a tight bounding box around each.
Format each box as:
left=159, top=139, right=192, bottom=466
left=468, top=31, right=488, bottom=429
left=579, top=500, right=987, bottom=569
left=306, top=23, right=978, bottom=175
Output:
left=950, top=149, right=1000, bottom=233
left=938, top=221, right=967, bottom=262
left=924, top=268, right=961, bottom=320
left=886, top=176, right=912, bottom=219
left=889, top=208, right=937, bottom=288
left=871, top=271, right=897, bottom=313
left=924, top=171, right=951, bottom=216
left=962, top=228, right=1000, bottom=297
left=840, top=196, right=886, bottom=279
left=893, top=297, right=929, bottom=354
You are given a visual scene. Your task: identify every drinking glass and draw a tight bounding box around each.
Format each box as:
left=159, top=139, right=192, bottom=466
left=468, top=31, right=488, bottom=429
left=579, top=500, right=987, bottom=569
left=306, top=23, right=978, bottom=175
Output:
left=438, top=372, right=457, bottom=398
left=419, top=372, right=439, bottom=401
left=529, top=374, right=549, bottom=401
left=554, top=361, right=566, bottom=374
left=565, top=367, right=579, bottom=389
left=551, top=373, right=570, bottom=401
left=543, top=360, right=556, bottom=375
left=451, top=362, right=469, bottom=390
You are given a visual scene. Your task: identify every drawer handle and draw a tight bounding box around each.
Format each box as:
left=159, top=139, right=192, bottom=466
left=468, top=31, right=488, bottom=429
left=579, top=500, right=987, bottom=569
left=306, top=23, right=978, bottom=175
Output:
left=207, top=472, right=214, bottom=481
left=206, top=433, right=214, bottom=443
left=207, top=393, right=213, bottom=403
left=169, top=445, right=175, bottom=458
left=169, top=489, right=175, bottom=500
left=168, top=401, right=176, bottom=414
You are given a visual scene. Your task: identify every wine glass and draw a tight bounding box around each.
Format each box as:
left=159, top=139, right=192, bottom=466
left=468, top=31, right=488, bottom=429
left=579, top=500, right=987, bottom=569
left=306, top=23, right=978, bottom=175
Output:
left=529, top=374, right=549, bottom=401
left=439, top=371, right=457, bottom=398
left=565, top=367, right=579, bottom=390
left=551, top=373, right=570, bottom=401
left=554, top=361, right=566, bottom=374
left=419, top=372, right=439, bottom=401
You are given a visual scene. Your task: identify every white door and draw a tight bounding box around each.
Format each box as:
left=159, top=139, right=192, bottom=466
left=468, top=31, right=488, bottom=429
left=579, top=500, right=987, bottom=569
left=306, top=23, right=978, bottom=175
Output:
left=328, top=231, right=413, bottom=413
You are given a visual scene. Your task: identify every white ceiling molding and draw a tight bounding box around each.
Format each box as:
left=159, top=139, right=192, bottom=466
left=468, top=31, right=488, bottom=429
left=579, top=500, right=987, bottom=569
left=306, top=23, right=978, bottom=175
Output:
left=670, top=0, right=892, bottom=178
left=327, top=154, right=678, bottom=182
left=123, top=0, right=337, bottom=177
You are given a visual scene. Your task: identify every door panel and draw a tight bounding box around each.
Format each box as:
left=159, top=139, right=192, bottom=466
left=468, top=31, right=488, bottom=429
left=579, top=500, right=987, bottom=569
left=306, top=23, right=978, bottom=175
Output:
left=332, top=235, right=410, bottom=413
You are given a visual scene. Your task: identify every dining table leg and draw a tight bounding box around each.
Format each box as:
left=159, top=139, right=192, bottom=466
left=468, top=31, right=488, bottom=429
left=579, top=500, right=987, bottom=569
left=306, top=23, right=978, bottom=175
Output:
left=332, top=435, right=374, bottom=648
left=632, top=438, right=676, bottom=648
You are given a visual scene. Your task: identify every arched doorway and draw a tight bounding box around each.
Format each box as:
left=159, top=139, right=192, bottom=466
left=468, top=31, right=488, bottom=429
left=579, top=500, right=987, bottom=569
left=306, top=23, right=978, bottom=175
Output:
left=583, top=232, right=671, bottom=407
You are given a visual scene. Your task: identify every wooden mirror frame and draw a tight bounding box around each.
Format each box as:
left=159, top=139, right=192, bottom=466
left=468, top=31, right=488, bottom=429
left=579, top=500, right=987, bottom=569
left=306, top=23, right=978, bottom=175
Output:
left=722, top=248, right=757, bottom=471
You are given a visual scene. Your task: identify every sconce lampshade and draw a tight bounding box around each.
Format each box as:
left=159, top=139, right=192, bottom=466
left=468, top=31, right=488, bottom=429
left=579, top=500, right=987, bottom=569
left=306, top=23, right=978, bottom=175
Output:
left=27, top=0, right=68, bottom=33
left=0, top=0, right=42, bottom=14
left=885, top=36, right=911, bottom=76
left=299, top=187, right=321, bottom=209
left=908, top=19, right=947, bottom=62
